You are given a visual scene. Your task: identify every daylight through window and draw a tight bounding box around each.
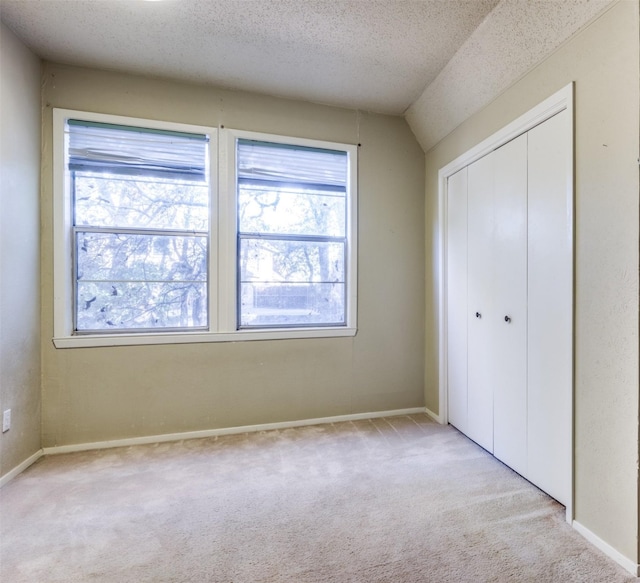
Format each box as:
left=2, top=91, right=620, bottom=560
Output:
left=237, top=140, right=348, bottom=328
left=54, top=110, right=357, bottom=347
left=67, top=121, right=210, bottom=333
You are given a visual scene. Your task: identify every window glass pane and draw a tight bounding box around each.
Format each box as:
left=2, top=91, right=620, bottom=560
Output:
left=240, top=283, right=345, bottom=327
left=74, top=172, right=208, bottom=231
left=76, top=281, right=207, bottom=331
left=240, top=239, right=345, bottom=284
left=238, top=183, right=345, bottom=237
left=76, top=232, right=207, bottom=283
left=239, top=239, right=345, bottom=327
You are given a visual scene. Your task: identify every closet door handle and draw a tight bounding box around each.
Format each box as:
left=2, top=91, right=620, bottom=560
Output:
left=475, top=312, right=481, bottom=319
left=504, top=315, right=511, bottom=323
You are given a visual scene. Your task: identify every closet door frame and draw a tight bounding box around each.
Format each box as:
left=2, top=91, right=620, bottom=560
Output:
left=436, top=83, right=574, bottom=522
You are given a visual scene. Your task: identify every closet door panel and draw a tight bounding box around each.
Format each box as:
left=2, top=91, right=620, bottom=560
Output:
left=527, top=110, right=572, bottom=505
left=446, top=168, right=469, bottom=433
left=492, top=134, right=528, bottom=476
left=466, top=154, right=495, bottom=452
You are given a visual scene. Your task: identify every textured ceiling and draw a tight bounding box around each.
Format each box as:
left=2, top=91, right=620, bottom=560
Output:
left=0, top=0, right=500, bottom=115
left=0, top=0, right=618, bottom=146
left=406, top=0, right=616, bottom=151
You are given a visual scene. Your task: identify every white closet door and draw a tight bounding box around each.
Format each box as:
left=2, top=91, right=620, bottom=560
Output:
left=527, top=110, right=572, bottom=505
left=466, top=154, right=495, bottom=452
left=446, top=168, right=468, bottom=433
left=492, top=134, right=528, bottom=476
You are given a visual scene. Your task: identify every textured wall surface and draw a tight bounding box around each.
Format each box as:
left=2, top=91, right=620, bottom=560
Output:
left=0, top=23, right=42, bottom=478
left=406, top=0, right=616, bottom=151
left=420, top=0, right=639, bottom=563
left=39, top=64, right=426, bottom=447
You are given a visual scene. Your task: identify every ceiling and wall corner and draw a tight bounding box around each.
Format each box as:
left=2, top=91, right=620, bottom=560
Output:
left=405, top=0, right=618, bottom=152
left=0, top=0, right=499, bottom=115
left=0, top=0, right=617, bottom=129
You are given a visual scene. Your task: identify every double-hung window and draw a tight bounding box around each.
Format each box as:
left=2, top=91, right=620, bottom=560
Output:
left=67, top=120, right=210, bottom=333
left=53, top=110, right=357, bottom=347
left=235, top=138, right=349, bottom=328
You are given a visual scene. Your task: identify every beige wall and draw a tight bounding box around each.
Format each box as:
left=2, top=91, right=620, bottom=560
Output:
left=39, top=64, right=426, bottom=447
left=416, top=0, right=639, bottom=563
left=0, top=23, right=42, bottom=478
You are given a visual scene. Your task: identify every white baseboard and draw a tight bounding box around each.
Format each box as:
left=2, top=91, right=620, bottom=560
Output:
left=0, top=449, right=44, bottom=488
left=425, top=406, right=445, bottom=424
left=43, top=407, right=427, bottom=456
left=572, top=520, right=639, bottom=576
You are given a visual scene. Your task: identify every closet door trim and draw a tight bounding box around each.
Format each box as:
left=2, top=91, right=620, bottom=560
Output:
left=437, top=83, right=574, bottom=521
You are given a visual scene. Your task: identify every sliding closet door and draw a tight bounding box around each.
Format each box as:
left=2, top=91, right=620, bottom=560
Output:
left=527, top=110, right=572, bottom=505
left=466, top=154, right=495, bottom=452
left=446, top=168, right=468, bottom=433
left=492, top=134, right=528, bottom=476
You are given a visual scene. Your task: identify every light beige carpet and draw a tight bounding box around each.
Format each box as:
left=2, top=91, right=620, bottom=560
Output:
left=0, top=414, right=634, bottom=582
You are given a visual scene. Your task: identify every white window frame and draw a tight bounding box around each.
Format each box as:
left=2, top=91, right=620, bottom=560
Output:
left=52, top=109, right=358, bottom=348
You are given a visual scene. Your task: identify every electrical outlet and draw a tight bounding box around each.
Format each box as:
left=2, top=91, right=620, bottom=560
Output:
left=2, top=409, right=10, bottom=433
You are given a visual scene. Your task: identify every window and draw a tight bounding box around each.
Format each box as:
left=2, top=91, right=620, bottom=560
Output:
left=67, top=121, right=210, bottom=333
left=236, top=139, right=348, bottom=328
left=53, top=110, right=357, bottom=347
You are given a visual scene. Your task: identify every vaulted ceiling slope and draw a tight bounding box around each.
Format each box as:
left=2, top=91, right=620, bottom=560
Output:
left=0, top=0, right=617, bottom=151
left=406, top=0, right=616, bottom=151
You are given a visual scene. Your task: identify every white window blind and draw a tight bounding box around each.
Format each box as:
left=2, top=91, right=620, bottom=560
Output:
left=237, top=139, right=347, bottom=188
left=67, top=120, right=208, bottom=179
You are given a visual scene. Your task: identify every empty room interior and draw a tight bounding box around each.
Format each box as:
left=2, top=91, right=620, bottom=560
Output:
left=1, top=0, right=639, bottom=580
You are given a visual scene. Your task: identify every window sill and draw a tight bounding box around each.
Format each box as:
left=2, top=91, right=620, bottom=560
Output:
left=52, top=327, right=357, bottom=349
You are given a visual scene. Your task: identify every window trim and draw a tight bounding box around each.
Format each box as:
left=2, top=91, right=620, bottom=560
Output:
left=52, top=110, right=358, bottom=348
